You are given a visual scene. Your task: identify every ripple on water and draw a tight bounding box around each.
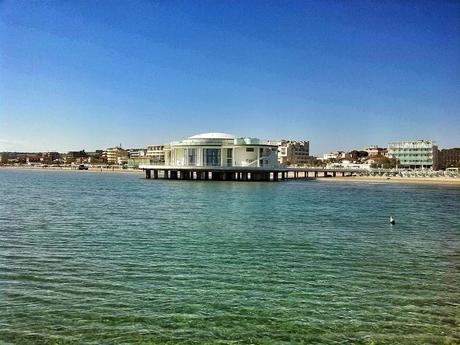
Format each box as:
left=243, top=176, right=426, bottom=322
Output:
left=0, top=170, right=459, bottom=344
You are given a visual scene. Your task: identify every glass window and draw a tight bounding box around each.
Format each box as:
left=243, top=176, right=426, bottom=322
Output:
left=226, top=148, right=233, bottom=167
left=185, top=148, right=196, bottom=166
left=246, top=147, right=254, bottom=152
left=204, top=149, right=220, bottom=166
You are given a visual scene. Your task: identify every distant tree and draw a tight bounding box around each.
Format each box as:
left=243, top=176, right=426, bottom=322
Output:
left=349, top=150, right=369, bottom=160
left=371, top=157, right=400, bottom=169
left=304, top=157, right=326, bottom=167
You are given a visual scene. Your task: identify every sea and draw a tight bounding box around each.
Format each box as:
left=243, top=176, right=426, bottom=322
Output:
left=1, top=169, right=459, bottom=344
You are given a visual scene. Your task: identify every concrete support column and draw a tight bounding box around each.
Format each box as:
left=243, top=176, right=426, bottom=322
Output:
left=145, top=170, right=151, bottom=179
left=164, top=170, right=169, bottom=179
left=153, top=170, right=158, bottom=179
left=333, top=172, right=336, bottom=177
left=265, top=172, right=271, bottom=181
left=170, top=170, right=178, bottom=179
left=273, top=172, right=279, bottom=181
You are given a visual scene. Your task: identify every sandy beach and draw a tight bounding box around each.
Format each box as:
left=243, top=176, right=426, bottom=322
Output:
left=318, top=175, right=460, bottom=185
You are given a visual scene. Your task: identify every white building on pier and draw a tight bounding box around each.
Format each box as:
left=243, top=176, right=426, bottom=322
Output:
left=163, top=132, right=279, bottom=169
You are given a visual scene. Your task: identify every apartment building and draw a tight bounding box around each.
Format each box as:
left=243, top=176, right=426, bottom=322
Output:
left=388, top=140, right=438, bottom=169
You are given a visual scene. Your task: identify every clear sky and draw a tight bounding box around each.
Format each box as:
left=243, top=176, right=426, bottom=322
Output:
left=1, top=0, right=459, bottom=155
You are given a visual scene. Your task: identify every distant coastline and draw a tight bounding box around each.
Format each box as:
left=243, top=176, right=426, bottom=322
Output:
left=0, top=165, right=143, bottom=174
left=2, top=165, right=460, bottom=185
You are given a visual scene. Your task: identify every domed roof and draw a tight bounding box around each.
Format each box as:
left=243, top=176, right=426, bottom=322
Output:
left=189, top=132, right=236, bottom=140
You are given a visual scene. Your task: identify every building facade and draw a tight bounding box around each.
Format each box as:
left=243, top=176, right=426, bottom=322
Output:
left=163, top=132, right=279, bottom=168
left=65, top=150, right=88, bottom=164
left=437, top=148, right=460, bottom=170
left=364, top=145, right=387, bottom=157
left=128, top=149, right=147, bottom=159
left=327, top=160, right=371, bottom=170
left=275, top=140, right=310, bottom=165
left=321, top=151, right=346, bottom=161
left=105, top=147, right=128, bottom=164
left=388, top=140, right=438, bottom=169
left=146, top=145, right=166, bottom=165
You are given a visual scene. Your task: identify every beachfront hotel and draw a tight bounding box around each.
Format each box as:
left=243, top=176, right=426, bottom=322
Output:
left=141, top=132, right=283, bottom=181
left=105, top=146, right=128, bottom=165
left=274, top=140, right=310, bottom=165
left=388, top=140, right=438, bottom=169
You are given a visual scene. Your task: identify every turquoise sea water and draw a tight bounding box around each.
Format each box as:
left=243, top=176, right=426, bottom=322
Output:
left=0, top=169, right=459, bottom=344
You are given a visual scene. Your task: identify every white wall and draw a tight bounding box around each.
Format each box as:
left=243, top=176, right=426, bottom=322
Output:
left=170, top=145, right=278, bottom=168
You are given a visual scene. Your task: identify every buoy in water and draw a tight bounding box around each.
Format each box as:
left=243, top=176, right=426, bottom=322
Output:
left=389, top=216, right=395, bottom=225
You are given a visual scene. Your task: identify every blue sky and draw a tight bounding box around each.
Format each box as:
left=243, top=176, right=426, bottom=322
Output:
left=1, top=0, right=459, bottom=154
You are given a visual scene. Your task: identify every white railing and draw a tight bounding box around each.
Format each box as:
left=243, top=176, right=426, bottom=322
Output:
left=242, top=155, right=272, bottom=167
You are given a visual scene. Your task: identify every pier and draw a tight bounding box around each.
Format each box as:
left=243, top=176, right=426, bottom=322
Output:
left=140, top=165, right=367, bottom=182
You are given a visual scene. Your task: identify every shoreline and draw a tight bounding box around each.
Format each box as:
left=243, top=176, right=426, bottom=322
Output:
left=1, top=166, right=460, bottom=185
left=0, top=166, right=143, bottom=174
left=316, top=175, right=460, bottom=185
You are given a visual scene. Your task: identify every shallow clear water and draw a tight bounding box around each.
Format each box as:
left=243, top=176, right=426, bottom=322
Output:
left=1, top=169, right=459, bottom=344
